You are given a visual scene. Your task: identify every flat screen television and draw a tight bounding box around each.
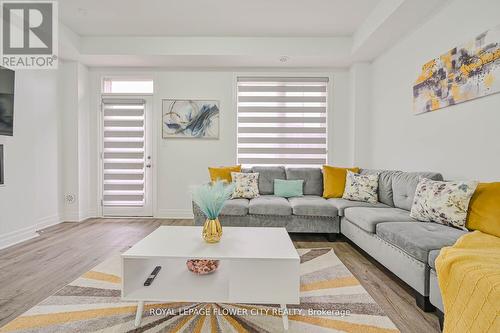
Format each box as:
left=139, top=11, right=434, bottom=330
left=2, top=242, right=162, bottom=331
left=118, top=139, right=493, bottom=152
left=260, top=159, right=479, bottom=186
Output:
left=0, top=66, right=15, bottom=136
left=0, top=144, right=4, bottom=185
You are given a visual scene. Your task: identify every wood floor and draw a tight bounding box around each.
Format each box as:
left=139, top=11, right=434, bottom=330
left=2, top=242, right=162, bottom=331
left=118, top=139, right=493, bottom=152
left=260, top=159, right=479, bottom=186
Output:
left=0, top=218, right=440, bottom=332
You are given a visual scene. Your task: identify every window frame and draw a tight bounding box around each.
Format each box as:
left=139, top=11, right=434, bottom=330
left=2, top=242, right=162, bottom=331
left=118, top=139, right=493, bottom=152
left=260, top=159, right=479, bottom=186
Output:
left=101, top=76, right=155, bottom=95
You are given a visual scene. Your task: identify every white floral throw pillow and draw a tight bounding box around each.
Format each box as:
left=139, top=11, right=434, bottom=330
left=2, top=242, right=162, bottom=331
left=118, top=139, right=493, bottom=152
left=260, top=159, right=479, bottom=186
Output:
left=231, top=172, right=259, bottom=199
left=342, top=171, right=379, bottom=204
left=410, top=178, right=478, bottom=230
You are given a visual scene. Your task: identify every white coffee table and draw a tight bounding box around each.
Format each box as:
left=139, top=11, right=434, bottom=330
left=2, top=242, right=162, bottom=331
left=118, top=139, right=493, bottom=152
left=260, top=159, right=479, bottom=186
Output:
left=121, top=226, right=300, bottom=330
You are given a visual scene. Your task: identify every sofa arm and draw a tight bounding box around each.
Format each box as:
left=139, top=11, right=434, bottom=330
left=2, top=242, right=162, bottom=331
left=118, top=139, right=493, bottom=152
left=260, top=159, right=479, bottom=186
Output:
left=192, top=201, right=205, bottom=217
left=192, top=202, right=207, bottom=226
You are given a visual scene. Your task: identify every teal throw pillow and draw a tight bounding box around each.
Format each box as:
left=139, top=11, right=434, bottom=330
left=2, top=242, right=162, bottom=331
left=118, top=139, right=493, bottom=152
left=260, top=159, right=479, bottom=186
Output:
left=274, top=179, right=304, bottom=198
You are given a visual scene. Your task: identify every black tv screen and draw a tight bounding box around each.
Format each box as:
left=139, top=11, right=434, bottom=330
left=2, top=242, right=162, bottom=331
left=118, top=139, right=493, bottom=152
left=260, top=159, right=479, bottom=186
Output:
left=0, top=66, right=15, bottom=136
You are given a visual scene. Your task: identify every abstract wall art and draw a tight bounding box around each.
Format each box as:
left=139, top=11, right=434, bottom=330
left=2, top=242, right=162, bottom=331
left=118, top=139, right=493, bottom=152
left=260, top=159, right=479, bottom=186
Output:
left=162, top=99, right=219, bottom=139
left=413, top=25, right=500, bottom=114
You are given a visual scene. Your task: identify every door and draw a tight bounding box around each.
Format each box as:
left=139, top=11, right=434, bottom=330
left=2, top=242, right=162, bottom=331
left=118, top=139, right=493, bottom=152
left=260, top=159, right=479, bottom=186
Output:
left=101, top=97, right=153, bottom=216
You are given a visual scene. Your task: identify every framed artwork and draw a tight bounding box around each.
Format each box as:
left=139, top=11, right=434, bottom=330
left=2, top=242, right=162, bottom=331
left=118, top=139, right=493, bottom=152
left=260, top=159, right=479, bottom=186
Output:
left=162, top=99, right=219, bottom=139
left=413, top=25, right=500, bottom=114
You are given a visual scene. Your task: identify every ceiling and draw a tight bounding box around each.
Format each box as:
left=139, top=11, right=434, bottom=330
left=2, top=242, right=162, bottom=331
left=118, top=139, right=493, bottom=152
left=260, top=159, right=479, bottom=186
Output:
left=59, top=0, right=381, bottom=37
left=58, top=0, right=448, bottom=68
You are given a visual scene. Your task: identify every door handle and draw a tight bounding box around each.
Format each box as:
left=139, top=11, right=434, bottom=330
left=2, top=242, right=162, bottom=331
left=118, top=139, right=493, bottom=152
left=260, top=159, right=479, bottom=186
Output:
left=146, top=164, right=152, bottom=168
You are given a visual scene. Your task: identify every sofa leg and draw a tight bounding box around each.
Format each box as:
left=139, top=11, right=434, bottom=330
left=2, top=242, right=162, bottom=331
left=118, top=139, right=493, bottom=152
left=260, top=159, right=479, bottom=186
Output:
left=415, top=293, right=435, bottom=312
left=326, top=233, right=338, bottom=242
left=435, top=309, right=444, bottom=331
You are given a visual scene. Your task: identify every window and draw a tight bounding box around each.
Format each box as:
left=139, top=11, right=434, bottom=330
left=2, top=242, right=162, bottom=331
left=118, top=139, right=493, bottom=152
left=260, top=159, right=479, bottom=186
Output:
left=102, top=78, right=154, bottom=94
left=237, top=76, right=328, bottom=167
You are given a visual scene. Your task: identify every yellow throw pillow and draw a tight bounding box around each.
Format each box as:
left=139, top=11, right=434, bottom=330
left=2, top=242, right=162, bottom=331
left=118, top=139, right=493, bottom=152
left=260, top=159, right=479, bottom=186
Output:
left=466, top=182, right=500, bottom=237
left=323, top=165, right=360, bottom=198
left=208, top=165, right=241, bottom=183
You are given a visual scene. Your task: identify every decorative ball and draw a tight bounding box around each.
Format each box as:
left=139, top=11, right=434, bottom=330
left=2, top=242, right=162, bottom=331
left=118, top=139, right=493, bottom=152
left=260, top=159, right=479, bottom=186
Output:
left=186, top=259, right=220, bottom=275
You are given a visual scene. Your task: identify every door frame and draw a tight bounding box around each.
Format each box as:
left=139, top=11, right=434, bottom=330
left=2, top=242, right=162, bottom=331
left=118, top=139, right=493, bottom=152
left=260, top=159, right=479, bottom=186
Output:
left=97, top=93, right=155, bottom=217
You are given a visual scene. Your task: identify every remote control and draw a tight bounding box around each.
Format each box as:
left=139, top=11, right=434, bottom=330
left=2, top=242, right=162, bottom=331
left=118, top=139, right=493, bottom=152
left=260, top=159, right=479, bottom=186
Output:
left=144, top=266, right=161, bottom=286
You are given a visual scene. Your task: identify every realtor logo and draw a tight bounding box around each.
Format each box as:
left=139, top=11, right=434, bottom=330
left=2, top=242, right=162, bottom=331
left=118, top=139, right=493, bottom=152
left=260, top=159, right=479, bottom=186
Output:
left=1, top=1, right=58, bottom=69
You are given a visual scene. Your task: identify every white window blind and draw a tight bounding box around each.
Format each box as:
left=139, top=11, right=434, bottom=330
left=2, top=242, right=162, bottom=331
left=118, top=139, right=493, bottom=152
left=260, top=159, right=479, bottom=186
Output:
left=102, top=98, right=146, bottom=207
left=237, top=77, right=328, bottom=167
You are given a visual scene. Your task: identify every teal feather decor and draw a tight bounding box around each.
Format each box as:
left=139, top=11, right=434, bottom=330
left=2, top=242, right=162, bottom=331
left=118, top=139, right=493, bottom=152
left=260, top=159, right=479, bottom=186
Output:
left=192, top=181, right=235, bottom=220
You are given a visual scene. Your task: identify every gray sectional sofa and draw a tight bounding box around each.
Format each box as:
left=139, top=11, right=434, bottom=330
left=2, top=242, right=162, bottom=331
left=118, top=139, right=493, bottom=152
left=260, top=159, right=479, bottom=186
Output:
left=192, top=166, right=466, bottom=314
left=194, top=167, right=343, bottom=238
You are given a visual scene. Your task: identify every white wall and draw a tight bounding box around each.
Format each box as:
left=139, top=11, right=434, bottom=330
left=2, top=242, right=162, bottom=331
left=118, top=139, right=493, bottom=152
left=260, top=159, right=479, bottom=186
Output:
left=330, top=71, right=352, bottom=166
left=77, top=64, right=91, bottom=219
left=0, top=70, right=62, bottom=248
left=88, top=69, right=352, bottom=217
left=349, top=63, right=372, bottom=166
left=60, top=61, right=91, bottom=221
left=60, top=62, right=79, bottom=221
left=367, top=0, right=500, bottom=181
left=155, top=71, right=236, bottom=217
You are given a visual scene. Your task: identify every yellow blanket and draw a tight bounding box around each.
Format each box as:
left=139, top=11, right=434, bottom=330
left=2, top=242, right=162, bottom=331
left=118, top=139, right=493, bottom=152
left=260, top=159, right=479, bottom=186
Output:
left=436, top=231, right=500, bottom=333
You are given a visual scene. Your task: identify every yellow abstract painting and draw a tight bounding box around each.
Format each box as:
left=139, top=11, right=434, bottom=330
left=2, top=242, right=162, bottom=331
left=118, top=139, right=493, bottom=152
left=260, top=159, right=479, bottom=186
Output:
left=413, top=25, right=500, bottom=114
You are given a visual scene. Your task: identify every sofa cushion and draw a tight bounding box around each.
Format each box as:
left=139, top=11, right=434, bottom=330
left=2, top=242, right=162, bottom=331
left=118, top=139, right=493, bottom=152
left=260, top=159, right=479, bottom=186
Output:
left=221, top=199, right=249, bottom=216
left=342, top=171, right=379, bottom=203
left=392, top=171, right=443, bottom=210
left=344, top=207, right=416, bottom=233
left=208, top=165, right=241, bottom=183
left=466, top=182, right=500, bottom=237
left=327, top=198, right=389, bottom=216
left=286, top=168, right=323, bottom=196
left=288, top=196, right=338, bottom=217
left=376, top=222, right=466, bottom=263
left=274, top=179, right=304, bottom=198
left=231, top=172, right=260, bottom=199
left=322, top=166, right=360, bottom=198
left=410, top=178, right=478, bottom=230
left=428, top=249, right=440, bottom=270
left=248, top=195, right=292, bottom=216
left=361, top=169, right=399, bottom=206
left=252, top=166, right=286, bottom=195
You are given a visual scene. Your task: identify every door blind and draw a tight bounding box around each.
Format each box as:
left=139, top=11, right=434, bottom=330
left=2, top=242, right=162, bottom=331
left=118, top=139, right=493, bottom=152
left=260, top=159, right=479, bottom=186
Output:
left=237, top=77, right=328, bottom=166
left=102, top=98, right=146, bottom=207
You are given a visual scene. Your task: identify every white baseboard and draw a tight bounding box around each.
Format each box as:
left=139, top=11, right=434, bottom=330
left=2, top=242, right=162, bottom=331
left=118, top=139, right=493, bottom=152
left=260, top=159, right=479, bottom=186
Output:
left=0, top=225, right=38, bottom=250
left=156, top=209, right=194, bottom=219
left=86, top=210, right=98, bottom=219
left=62, top=211, right=98, bottom=222
left=0, top=209, right=194, bottom=250
left=62, top=211, right=81, bottom=222
left=36, top=214, right=63, bottom=231
left=0, top=214, right=63, bottom=250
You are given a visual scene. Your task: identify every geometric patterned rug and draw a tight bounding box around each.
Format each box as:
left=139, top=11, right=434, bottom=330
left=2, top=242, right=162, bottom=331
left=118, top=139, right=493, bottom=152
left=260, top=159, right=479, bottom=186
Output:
left=0, top=249, right=399, bottom=332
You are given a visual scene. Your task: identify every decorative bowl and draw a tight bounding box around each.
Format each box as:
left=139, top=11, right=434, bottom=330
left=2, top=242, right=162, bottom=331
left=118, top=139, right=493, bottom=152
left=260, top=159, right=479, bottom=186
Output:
left=186, top=259, right=220, bottom=275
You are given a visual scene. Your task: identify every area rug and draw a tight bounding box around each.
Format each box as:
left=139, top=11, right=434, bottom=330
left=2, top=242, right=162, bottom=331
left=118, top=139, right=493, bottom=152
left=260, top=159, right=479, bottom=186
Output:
left=0, top=249, right=399, bottom=332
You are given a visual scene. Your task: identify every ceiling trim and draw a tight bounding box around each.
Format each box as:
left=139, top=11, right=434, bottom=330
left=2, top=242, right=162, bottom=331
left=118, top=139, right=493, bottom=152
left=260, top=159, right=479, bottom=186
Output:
left=58, top=0, right=450, bottom=68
